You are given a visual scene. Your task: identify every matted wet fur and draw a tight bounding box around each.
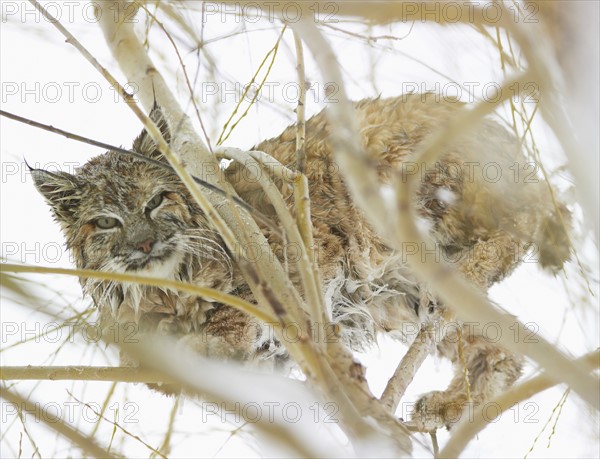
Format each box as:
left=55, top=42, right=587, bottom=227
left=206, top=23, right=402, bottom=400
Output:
left=32, top=93, right=570, bottom=429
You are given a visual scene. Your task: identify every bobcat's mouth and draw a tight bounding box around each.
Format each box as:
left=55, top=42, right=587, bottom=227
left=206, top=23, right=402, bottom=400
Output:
left=125, top=239, right=180, bottom=273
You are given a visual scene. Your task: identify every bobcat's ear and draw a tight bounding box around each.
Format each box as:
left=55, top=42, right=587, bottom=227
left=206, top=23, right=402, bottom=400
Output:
left=30, top=167, right=82, bottom=224
left=132, top=103, right=171, bottom=159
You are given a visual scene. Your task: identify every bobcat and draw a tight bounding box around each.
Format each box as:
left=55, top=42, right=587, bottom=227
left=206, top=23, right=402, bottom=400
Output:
left=32, top=94, right=570, bottom=430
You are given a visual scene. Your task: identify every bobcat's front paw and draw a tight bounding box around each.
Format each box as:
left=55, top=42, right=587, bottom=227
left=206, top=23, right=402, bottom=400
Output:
left=411, top=391, right=469, bottom=431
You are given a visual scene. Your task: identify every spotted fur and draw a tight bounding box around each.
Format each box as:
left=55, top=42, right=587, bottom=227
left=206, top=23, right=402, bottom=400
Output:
left=32, top=94, right=570, bottom=428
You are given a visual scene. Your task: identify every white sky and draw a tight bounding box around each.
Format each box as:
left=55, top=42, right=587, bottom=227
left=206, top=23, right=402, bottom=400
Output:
left=1, top=2, right=599, bottom=458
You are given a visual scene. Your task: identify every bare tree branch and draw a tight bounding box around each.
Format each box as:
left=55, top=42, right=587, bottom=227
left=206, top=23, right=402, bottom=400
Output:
left=0, top=366, right=176, bottom=384
left=381, top=325, right=434, bottom=413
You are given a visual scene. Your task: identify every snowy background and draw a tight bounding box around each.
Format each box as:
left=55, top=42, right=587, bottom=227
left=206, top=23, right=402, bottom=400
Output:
left=1, top=1, right=599, bottom=457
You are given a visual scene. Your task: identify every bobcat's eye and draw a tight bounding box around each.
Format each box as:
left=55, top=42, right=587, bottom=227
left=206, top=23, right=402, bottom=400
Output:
left=95, top=217, right=120, bottom=229
left=146, top=193, right=164, bottom=212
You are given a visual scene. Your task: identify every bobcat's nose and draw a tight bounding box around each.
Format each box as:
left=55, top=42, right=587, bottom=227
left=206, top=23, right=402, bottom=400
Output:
left=137, top=238, right=155, bottom=254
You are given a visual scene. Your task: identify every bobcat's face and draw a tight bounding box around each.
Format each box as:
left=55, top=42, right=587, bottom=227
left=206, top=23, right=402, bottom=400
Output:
left=33, top=156, right=194, bottom=275
left=31, top=107, right=232, bottom=310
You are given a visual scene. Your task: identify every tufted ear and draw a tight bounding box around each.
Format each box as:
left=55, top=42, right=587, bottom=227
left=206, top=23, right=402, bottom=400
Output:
left=132, top=103, right=171, bottom=159
left=30, top=167, right=82, bottom=224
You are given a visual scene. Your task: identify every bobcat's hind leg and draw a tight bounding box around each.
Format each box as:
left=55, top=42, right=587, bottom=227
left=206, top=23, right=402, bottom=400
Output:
left=409, top=232, right=527, bottom=429
left=411, top=328, right=523, bottom=430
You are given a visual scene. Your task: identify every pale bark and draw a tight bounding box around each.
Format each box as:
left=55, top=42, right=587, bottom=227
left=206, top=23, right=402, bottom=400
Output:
left=381, top=326, right=434, bottom=413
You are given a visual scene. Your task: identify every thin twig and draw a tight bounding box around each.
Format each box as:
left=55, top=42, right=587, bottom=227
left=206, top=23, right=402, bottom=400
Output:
left=320, top=21, right=414, bottom=43
left=430, top=431, right=440, bottom=458
left=217, top=25, right=287, bottom=145
left=292, top=30, right=307, bottom=173
left=523, top=388, right=570, bottom=458
left=156, top=396, right=180, bottom=458
left=89, top=382, right=117, bottom=439
left=16, top=410, right=41, bottom=459
left=546, top=388, right=570, bottom=448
